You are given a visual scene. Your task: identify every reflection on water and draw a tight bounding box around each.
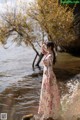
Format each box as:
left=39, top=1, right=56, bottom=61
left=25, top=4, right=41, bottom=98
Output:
left=0, top=45, right=80, bottom=120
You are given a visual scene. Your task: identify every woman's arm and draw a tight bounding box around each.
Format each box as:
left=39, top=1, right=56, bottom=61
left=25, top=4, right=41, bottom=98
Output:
left=41, top=42, right=48, bottom=55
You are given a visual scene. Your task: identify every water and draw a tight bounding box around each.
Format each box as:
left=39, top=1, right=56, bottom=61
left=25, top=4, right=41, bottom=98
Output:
left=0, top=45, right=80, bottom=120
left=0, top=45, right=35, bottom=92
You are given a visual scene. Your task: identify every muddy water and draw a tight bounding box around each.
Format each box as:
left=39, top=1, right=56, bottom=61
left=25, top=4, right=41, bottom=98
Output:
left=0, top=45, right=80, bottom=120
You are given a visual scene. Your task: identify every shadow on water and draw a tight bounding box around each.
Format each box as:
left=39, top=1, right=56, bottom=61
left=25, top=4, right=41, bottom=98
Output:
left=55, top=68, right=75, bottom=82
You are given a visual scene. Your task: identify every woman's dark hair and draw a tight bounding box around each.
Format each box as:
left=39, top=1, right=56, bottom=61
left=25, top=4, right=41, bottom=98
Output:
left=46, top=41, right=56, bottom=64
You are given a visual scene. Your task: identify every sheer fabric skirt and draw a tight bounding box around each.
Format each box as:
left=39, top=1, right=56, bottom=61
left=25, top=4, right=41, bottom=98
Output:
left=38, top=72, right=61, bottom=120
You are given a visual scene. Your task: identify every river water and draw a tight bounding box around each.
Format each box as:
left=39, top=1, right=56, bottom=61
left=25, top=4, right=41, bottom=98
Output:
left=0, top=45, right=80, bottom=120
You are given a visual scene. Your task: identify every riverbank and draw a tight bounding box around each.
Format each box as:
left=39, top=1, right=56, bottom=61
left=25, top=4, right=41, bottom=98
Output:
left=0, top=47, right=80, bottom=120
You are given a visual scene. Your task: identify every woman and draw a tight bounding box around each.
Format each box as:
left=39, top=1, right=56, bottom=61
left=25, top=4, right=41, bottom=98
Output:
left=38, top=41, right=61, bottom=120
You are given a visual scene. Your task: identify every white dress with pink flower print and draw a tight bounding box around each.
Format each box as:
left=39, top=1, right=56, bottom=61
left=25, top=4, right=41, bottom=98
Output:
left=38, top=53, right=61, bottom=120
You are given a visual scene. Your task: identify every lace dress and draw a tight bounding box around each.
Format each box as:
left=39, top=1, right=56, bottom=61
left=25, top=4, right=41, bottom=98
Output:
left=38, top=53, right=61, bottom=120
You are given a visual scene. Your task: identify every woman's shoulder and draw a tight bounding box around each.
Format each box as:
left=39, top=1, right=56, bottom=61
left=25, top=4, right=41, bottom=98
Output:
left=47, top=53, right=53, bottom=59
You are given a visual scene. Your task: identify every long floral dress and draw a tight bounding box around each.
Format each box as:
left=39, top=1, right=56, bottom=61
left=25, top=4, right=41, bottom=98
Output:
left=38, top=53, right=61, bottom=120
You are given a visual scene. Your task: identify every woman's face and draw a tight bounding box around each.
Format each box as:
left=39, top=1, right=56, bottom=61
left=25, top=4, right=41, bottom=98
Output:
left=47, top=46, right=51, bottom=51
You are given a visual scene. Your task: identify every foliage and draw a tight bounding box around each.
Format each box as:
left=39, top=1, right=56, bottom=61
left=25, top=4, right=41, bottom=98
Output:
left=0, top=0, right=77, bottom=51
left=28, top=0, right=76, bottom=47
left=0, top=3, right=39, bottom=54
